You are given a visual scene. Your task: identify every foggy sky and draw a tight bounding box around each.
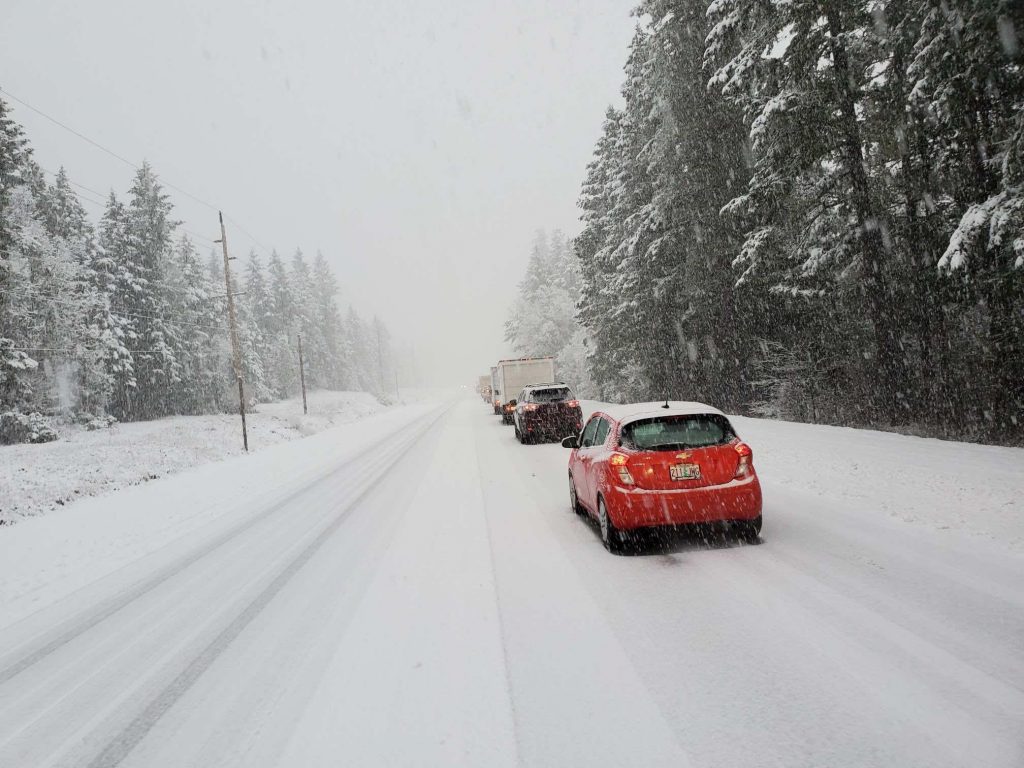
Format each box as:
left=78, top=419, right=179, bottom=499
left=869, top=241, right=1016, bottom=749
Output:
left=0, top=0, right=634, bottom=386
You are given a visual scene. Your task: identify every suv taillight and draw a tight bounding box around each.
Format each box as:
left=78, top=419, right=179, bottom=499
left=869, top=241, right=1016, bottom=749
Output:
left=524, top=403, right=539, bottom=412
left=734, top=443, right=753, bottom=479
left=567, top=400, right=580, bottom=408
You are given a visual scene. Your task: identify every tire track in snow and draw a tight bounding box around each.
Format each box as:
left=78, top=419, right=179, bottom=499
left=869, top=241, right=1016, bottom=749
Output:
left=83, top=404, right=452, bottom=768
left=0, top=404, right=447, bottom=691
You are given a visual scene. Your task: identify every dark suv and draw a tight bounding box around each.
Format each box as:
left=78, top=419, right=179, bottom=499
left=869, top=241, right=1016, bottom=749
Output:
left=512, top=384, right=583, bottom=444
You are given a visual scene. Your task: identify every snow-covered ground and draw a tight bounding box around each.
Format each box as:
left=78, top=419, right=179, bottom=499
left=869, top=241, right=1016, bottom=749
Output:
left=730, top=414, right=1024, bottom=551
left=0, top=389, right=434, bottom=525
left=0, top=396, right=1021, bottom=767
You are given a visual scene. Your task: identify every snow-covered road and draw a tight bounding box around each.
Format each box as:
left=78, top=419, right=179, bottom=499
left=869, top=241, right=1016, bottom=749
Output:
left=1, top=397, right=1022, bottom=767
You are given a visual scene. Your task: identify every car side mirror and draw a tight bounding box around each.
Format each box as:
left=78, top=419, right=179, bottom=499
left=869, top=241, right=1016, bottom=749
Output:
left=561, top=435, right=578, bottom=449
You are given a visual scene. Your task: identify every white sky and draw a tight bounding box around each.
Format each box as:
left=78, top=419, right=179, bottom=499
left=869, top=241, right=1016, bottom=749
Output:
left=0, top=0, right=634, bottom=385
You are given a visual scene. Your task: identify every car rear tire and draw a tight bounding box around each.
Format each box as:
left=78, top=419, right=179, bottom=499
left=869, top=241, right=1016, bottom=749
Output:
left=598, top=497, right=625, bottom=554
left=514, top=423, right=523, bottom=443
left=739, top=516, right=762, bottom=544
left=569, top=474, right=585, bottom=516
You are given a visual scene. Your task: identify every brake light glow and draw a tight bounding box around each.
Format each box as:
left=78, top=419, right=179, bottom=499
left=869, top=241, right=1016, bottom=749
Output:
left=567, top=400, right=580, bottom=408
left=505, top=404, right=515, bottom=412
left=609, top=453, right=635, bottom=485
left=524, top=403, right=539, bottom=412
left=734, top=442, right=753, bottom=479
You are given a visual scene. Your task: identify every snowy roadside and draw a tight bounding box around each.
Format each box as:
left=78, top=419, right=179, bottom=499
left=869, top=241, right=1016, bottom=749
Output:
left=579, top=401, right=1024, bottom=552
left=0, top=389, right=439, bottom=525
left=731, top=415, right=1024, bottom=552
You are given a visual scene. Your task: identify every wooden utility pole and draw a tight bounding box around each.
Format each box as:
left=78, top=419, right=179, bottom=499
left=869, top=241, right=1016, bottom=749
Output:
left=217, top=211, right=248, bottom=452
left=297, top=333, right=308, bottom=415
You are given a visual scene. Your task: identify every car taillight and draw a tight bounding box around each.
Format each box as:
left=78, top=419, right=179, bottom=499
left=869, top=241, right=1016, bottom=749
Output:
left=567, top=400, right=580, bottom=408
left=524, top=403, right=539, bottom=412
left=734, top=442, right=753, bottom=479
left=505, top=403, right=515, bottom=411
left=609, top=453, right=635, bottom=485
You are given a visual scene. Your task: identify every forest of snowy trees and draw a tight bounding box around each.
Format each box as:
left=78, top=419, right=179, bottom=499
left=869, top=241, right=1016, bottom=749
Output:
left=0, top=97, right=397, bottom=441
left=571, top=0, right=1023, bottom=443
left=504, top=230, right=595, bottom=396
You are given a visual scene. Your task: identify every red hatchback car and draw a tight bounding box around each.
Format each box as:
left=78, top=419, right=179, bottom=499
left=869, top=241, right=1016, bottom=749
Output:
left=563, top=402, right=762, bottom=552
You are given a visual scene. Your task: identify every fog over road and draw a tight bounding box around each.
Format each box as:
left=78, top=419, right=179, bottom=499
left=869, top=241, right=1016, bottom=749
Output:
left=1, top=398, right=1021, bottom=767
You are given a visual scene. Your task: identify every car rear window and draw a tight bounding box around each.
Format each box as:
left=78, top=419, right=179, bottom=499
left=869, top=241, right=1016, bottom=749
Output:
left=619, top=414, right=735, bottom=451
left=531, top=387, right=571, bottom=403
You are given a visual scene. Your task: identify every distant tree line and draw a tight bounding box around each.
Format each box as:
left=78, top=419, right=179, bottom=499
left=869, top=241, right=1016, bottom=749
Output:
left=573, top=0, right=1023, bottom=443
left=0, top=97, right=397, bottom=432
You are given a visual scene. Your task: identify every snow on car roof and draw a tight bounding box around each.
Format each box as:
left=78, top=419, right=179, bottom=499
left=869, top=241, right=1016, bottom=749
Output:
left=598, top=401, right=726, bottom=425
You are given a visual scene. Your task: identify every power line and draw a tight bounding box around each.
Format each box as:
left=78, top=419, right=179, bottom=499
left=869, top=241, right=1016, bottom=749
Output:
left=1, top=85, right=273, bottom=255
left=12, top=264, right=230, bottom=302
left=224, top=214, right=273, bottom=256
left=9, top=288, right=230, bottom=332
left=35, top=165, right=221, bottom=246
left=41, top=167, right=109, bottom=201
left=1, top=87, right=138, bottom=171
left=0, top=85, right=221, bottom=213
left=22, top=304, right=227, bottom=334
left=6, top=345, right=223, bottom=355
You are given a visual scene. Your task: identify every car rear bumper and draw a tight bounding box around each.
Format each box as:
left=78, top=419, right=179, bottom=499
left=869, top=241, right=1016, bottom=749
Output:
left=604, top=477, right=762, bottom=530
left=521, top=414, right=582, bottom=439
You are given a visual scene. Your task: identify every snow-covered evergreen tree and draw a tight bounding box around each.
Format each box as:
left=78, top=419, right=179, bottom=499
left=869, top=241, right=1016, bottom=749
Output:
left=167, top=234, right=230, bottom=413
left=311, top=250, right=345, bottom=389
left=0, top=97, right=38, bottom=410
left=506, top=229, right=594, bottom=396
left=109, top=163, right=181, bottom=420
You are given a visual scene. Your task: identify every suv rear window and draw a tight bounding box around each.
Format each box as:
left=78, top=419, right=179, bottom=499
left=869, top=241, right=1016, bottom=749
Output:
left=619, top=414, right=735, bottom=451
left=531, top=387, right=571, bottom=403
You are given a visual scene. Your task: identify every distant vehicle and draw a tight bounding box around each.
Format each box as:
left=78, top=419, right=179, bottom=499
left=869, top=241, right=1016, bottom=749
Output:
left=493, top=357, right=555, bottom=424
left=512, top=383, right=582, bottom=444
left=478, top=375, right=491, bottom=402
left=490, top=366, right=500, bottom=414
left=562, top=402, right=762, bottom=553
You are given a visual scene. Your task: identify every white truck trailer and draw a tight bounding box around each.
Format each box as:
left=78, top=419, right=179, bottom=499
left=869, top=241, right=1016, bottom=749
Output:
left=494, top=357, right=556, bottom=424
left=490, top=366, right=500, bottom=414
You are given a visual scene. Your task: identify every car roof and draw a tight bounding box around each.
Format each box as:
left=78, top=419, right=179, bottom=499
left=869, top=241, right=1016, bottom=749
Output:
left=524, top=382, right=568, bottom=390
left=597, top=401, right=726, bottom=425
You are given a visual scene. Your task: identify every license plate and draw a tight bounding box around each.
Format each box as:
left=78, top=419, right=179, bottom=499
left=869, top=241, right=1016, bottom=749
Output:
left=670, top=463, right=701, bottom=480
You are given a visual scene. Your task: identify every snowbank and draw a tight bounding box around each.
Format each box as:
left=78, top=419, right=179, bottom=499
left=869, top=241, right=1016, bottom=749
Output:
left=731, top=415, right=1024, bottom=551
left=0, top=389, right=433, bottom=525
left=580, top=401, right=1024, bottom=551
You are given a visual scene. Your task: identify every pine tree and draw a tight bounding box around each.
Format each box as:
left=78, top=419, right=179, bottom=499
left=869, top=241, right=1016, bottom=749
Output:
left=168, top=235, right=230, bottom=413
left=344, top=307, right=375, bottom=393
left=116, top=162, right=181, bottom=420
left=917, top=0, right=1024, bottom=436
left=97, top=192, right=136, bottom=415
left=505, top=229, right=593, bottom=395
left=30, top=163, right=104, bottom=414
left=0, top=98, right=39, bottom=410
left=259, top=250, right=294, bottom=397
left=311, top=251, right=345, bottom=389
